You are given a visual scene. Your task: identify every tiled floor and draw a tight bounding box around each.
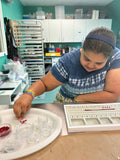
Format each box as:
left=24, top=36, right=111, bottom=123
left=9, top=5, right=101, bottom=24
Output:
left=32, top=87, right=60, bottom=104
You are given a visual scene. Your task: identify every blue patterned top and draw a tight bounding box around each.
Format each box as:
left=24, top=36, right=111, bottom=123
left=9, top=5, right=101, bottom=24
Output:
left=50, top=48, right=120, bottom=98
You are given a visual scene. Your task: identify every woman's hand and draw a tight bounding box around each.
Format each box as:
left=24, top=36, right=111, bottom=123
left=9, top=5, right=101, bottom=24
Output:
left=73, top=96, right=79, bottom=103
left=13, top=93, right=33, bottom=120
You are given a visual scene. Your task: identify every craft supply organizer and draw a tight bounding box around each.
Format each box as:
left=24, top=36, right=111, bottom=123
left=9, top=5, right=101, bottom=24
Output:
left=64, top=103, right=120, bottom=133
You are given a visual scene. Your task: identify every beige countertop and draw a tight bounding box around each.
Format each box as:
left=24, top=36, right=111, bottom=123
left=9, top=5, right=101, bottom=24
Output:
left=1, top=103, right=120, bottom=160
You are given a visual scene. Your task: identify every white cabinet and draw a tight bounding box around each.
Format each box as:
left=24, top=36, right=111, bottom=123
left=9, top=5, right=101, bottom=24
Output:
left=73, top=20, right=87, bottom=42
left=42, top=19, right=112, bottom=43
left=41, top=20, right=49, bottom=42
left=42, top=20, right=61, bottom=42
left=98, top=19, right=112, bottom=29
left=86, top=19, right=100, bottom=35
left=49, top=20, right=61, bottom=42
left=61, top=20, right=74, bottom=42
left=86, top=19, right=112, bottom=35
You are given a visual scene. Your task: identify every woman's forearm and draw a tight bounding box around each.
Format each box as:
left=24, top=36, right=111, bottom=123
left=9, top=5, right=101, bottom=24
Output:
left=26, top=71, right=63, bottom=97
left=28, top=79, right=46, bottom=97
left=75, top=90, right=119, bottom=103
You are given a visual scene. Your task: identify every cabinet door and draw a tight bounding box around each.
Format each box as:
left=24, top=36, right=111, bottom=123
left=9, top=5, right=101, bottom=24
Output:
left=85, top=19, right=112, bottom=36
left=61, top=20, right=73, bottom=42
left=49, top=20, right=61, bottom=42
left=98, top=19, right=112, bottom=29
left=73, top=20, right=87, bottom=42
left=41, top=20, right=49, bottom=42
left=86, top=19, right=99, bottom=35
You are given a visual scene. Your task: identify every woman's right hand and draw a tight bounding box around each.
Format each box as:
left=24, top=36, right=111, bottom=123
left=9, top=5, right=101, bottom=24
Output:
left=13, top=93, right=33, bottom=120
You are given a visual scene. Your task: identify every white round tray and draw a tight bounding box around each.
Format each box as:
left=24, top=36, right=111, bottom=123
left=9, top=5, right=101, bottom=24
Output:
left=0, top=108, right=62, bottom=160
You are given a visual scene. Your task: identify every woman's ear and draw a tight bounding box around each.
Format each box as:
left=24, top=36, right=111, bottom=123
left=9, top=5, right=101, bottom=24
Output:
left=80, top=48, right=83, bottom=53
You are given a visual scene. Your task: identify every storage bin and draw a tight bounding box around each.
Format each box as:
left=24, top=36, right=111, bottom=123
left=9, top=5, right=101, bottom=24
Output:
left=45, top=53, right=61, bottom=56
left=23, top=15, right=29, bottom=19
left=74, top=9, right=83, bottom=19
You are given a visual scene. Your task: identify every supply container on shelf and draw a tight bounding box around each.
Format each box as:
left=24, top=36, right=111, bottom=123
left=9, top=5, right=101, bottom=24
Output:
left=36, top=7, right=45, bottom=20
left=65, top=14, right=73, bottom=19
left=23, top=15, right=29, bottom=19
left=46, top=13, right=52, bottom=19
left=29, top=12, right=36, bottom=19
left=74, top=9, right=83, bottom=19
left=55, top=6, right=65, bottom=19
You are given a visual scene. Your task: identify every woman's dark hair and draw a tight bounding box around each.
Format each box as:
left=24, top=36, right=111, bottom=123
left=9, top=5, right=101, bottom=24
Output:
left=82, top=27, right=116, bottom=58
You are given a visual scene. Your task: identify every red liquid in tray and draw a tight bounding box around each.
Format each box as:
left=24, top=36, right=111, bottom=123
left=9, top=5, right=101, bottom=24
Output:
left=0, top=126, right=11, bottom=137
left=20, top=119, right=27, bottom=124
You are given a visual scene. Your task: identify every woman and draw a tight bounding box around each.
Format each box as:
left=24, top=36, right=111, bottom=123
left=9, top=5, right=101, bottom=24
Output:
left=13, top=27, right=120, bottom=119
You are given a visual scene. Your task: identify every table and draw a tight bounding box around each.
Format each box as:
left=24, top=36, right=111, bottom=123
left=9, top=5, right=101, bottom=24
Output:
left=1, top=103, right=120, bottom=160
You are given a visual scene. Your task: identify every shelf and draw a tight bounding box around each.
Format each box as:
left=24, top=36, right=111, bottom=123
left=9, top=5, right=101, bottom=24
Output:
left=44, top=56, right=61, bottom=58
left=12, top=20, right=45, bottom=84
left=17, top=45, right=42, bottom=48
left=45, top=62, right=52, bottom=64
